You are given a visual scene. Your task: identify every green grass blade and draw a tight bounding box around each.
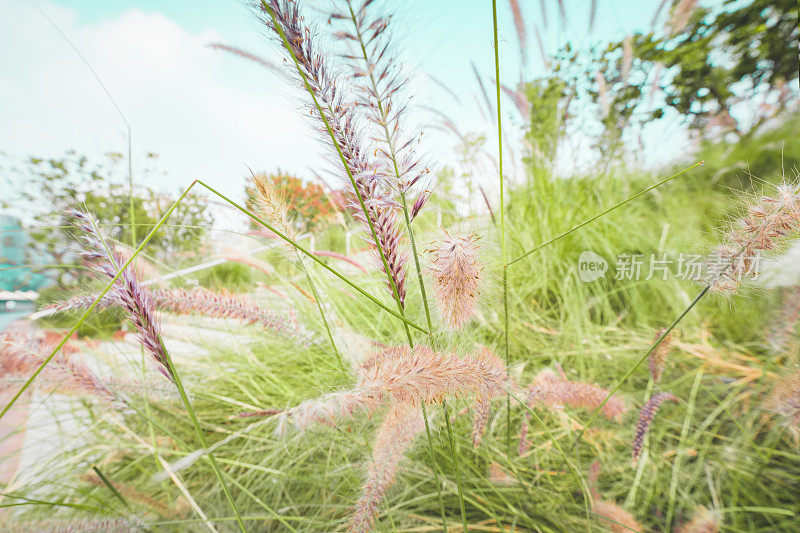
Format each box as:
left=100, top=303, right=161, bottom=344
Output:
left=160, top=342, right=248, bottom=532
left=490, top=0, right=512, bottom=464
left=90, top=465, right=131, bottom=510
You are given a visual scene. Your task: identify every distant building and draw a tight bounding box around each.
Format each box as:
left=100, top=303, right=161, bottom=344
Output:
left=0, top=214, right=47, bottom=294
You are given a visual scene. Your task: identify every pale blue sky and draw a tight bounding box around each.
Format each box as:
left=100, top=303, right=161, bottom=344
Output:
left=1, top=0, right=681, bottom=218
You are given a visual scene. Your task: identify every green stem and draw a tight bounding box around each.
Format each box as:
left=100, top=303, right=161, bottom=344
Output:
left=491, top=0, right=511, bottom=458
left=443, top=401, right=468, bottom=532
left=421, top=402, right=448, bottom=532
left=296, top=252, right=346, bottom=373
left=400, top=192, right=434, bottom=332
left=161, top=342, right=248, bottom=533
left=91, top=465, right=131, bottom=510
left=94, top=215, right=246, bottom=532
left=341, top=4, right=455, bottom=528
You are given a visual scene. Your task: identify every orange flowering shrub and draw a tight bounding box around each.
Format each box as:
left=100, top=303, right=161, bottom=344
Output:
left=245, top=171, right=337, bottom=233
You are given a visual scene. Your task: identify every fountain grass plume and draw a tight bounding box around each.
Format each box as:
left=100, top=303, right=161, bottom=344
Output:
left=251, top=171, right=292, bottom=236
left=346, top=402, right=424, bottom=533
left=709, top=179, right=800, bottom=294
left=648, top=327, right=673, bottom=384
left=586, top=461, right=643, bottom=533
left=276, top=345, right=508, bottom=434
left=81, top=471, right=186, bottom=518
left=675, top=506, right=721, bottom=533
left=768, top=287, right=800, bottom=355
left=0, top=331, right=114, bottom=403
left=330, top=0, right=430, bottom=196
left=46, top=287, right=300, bottom=342
left=4, top=517, right=145, bottom=533
left=69, top=208, right=172, bottom=381
left=592, top=500, right=644, bottom=533
left=427, top=228, right=483, bottom=329
left=765, top=370, right=800, bottom=444
left=258, top=0, right=408, bottom=306
left=519, top=368, right=626, bottom=454
left=632, top=391, right=679, bottom=465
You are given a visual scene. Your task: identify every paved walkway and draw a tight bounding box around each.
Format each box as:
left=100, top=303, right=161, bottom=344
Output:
left=0, top=312, right=28, bottom=333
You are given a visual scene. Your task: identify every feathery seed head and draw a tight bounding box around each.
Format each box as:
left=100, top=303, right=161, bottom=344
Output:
left=632, top=391, right=678, bottom=465
left=47, top=287, right=302, bottom=343
left=1, top=331, right=115, bottom=403
left=68, top=208, right=172, bottom=381
left=278, top=345, right=509, bottom=435
left=347, top=402, right=423, bottom=533
left=592, top=500, right=644, bottom=533
left=765, top=370, right=800, bottom=444
left=519, top=369, right=626, bottom=454
left=428, top=229, right=483, bottom=329
left=648, top=327, right=673, bottom=384
left=259, top=0, right=408, bottom=305
left=532, top=368, right=627, bottom=421
left=710, top=179, right=800, bottom=294
left=251, top=172, right=292, bottom=236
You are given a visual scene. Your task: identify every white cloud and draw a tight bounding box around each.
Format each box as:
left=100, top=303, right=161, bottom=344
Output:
left=0, top=0, right=323, bottom=207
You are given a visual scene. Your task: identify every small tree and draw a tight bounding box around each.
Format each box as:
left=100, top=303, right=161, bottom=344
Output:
left=3, top=151, right=213, bottom=287
left=649, top=0, right=798, bottom=139
left=524, top=0, right=798, bottom=168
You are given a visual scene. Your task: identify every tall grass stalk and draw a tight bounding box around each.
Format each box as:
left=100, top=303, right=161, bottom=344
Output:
left=575, top=285, right=710, bottom=445
left=490, top=0, right=511, bottom=458
left=86, top=214, right=247, bottom=532
left=339, top=0, right=434, bottom=332
left=337, top=1, right=453, bottom=527
left=261, top=2, right=411, bottom=346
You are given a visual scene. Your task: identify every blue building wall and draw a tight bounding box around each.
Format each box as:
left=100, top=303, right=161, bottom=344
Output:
left=0, top=215, right=47, bottom=291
